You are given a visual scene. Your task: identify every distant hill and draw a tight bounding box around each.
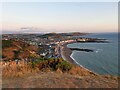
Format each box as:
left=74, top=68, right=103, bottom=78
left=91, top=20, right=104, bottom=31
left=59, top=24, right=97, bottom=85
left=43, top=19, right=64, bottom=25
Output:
left=39, top=32, right=88, bottom=38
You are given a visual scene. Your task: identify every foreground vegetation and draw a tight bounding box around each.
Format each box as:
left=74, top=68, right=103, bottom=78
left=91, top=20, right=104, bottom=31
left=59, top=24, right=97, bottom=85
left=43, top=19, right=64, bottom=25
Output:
left=2, top=58, right=73, bottom=77
left=2, top=58, right=118, bottom=88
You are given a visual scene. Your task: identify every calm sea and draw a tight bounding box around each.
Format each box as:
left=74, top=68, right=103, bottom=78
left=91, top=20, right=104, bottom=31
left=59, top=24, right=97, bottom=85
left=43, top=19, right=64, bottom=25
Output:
left=67, top=33, right=119, bottom=76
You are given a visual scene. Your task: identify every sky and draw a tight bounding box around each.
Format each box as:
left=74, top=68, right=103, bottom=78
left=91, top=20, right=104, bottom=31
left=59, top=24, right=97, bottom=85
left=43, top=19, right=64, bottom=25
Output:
left=1, top=2, right=118, bottom=33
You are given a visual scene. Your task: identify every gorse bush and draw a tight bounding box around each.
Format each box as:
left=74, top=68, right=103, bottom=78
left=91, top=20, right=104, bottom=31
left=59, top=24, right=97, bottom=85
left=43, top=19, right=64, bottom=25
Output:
left=29, top=58, right=45, bottom=68
left=56, top=60, right=72, bottom=71
left=30, top=58, right=73, bottom=72
left=37, top=58, right=45, bottom=62
left=2, top=57, right=73, bottom=77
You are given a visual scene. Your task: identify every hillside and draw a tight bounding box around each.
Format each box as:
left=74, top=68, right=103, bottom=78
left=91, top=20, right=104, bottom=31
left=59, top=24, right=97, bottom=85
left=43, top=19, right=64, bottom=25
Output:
left=2, top=68, right=118, bottom=88
left=2, top=40, right=38, bottom=60
left=2, top=59, right=118, bottom=88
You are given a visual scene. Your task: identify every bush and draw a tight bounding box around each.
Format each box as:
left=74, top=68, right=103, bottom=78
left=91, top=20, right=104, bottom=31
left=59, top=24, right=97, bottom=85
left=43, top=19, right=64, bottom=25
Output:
left=31, top=61, right=36, bottom=68
left=29, top=58, right=45, bottom=68
left=29, top=58, right=73, bottom=72
left=56, top=60, right=72, bottom=72
left=37, top=58, right=44, bottom=62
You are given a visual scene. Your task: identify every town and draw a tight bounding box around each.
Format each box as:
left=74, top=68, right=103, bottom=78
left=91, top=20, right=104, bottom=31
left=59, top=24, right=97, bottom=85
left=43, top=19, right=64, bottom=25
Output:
left=2, top=33, right=109, bottom=58
left=2, top=33, right=84, bottom=59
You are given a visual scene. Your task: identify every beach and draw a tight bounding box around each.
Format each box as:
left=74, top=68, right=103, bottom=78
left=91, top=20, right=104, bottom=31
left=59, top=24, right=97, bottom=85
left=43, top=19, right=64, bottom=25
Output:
left=61, top=43, right=77, bottom=65
left=60, top=42, right=98, bottom=75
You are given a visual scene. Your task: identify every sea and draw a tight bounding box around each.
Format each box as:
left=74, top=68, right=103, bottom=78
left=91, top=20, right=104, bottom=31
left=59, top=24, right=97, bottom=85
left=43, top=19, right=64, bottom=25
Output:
left=67, top=33, right=119, bottom=76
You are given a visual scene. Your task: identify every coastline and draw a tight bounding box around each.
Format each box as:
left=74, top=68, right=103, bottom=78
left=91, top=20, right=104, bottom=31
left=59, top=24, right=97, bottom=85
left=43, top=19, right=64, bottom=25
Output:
left=60, top=42, right=97, bottom=75
left=61, top=42, right=78, bottom=65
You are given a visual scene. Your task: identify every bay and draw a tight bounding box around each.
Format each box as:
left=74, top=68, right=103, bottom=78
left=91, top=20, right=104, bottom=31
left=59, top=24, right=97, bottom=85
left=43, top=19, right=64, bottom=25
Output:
left=67, top=33, right=118, bottom=76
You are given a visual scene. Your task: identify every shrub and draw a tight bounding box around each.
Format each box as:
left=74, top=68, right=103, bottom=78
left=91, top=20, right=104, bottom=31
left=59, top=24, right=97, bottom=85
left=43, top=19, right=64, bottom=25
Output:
left=31, top=61, right=36, bottom=68
left=28, top=58, right=73, bottom=72
left=37, top=58, right=44, bottom=62
left=56, top=60, right=72, bottom=72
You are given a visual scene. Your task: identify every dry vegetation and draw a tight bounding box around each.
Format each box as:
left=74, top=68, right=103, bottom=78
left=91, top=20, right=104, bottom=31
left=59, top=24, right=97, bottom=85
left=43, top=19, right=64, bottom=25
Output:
left=2, top=59, right=118, bottom=88
left=2, top=40, right=38, bottom=59
left=2, top=62, right=39, bottom=78
left=2, top=58, right=73, bottom=78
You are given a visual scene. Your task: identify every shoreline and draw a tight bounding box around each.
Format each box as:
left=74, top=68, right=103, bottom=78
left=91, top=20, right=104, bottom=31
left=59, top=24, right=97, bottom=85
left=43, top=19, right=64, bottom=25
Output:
left=61, top=42, right=77, bottom=65
left=60, top=42, right=97, bottom=75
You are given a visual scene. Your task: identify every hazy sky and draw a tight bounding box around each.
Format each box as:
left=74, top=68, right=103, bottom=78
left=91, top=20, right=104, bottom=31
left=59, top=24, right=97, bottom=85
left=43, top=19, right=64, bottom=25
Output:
left=1, top=2, right=118, bottom=33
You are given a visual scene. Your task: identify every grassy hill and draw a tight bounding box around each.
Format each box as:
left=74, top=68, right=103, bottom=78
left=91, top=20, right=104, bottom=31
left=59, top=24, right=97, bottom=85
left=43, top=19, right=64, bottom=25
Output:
left=2, top=65, right=118, bottom=88
left=2, top=40, right=38, bottom=60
